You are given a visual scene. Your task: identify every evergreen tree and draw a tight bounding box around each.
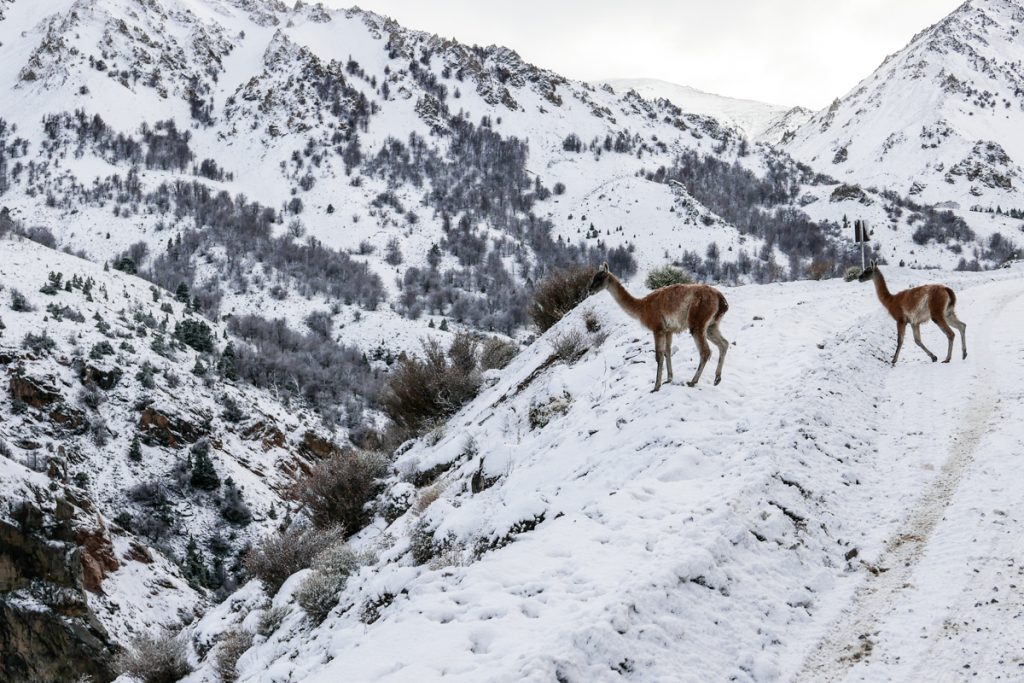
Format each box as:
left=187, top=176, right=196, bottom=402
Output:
left=219, top=342, right=238, bottom=381
left=175, top=282, right=191, bottom=303
left=190, top=441, right=220, bottom=490
left=128, top=435, right=142, bottom=462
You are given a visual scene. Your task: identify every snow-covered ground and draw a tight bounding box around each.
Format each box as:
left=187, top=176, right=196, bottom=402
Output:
left=175, top=261, right=1024, bottom=682
left=599, top=77, right=810, bottom=144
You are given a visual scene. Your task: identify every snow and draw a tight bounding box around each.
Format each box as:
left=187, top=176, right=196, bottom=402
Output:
left=180, top=260, right=1024, bottom=682
left=600, top=77, right=810, bottom=144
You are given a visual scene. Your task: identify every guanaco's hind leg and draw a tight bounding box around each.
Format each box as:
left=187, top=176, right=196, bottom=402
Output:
left=687, top=330, right=712, bottom=387
left=664, top=331, right=674, bottom=384
left=946, top=310, right=967, bottom=359
left=932, top=315, right=956, bottom=363
left=892, top=321, right=907, bottom=366
left=706, top=322, right=729, bottom=386
left=911, top=323, right=937, bottom=362
left=652, top=331, right=666, bottom=393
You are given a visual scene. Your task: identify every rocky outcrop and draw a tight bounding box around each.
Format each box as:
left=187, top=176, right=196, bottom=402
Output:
left=139, top=404, right=209, bottom=448
left=1, top=497, right=118, bottom=683
left=8, top=374, right=61, bottom=409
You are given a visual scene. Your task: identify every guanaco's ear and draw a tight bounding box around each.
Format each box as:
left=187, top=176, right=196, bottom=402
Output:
left=599, top=262, right=608, bottom=272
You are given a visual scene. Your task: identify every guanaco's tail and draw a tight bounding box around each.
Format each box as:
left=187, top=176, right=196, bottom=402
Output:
left=945, top=287, right=957, bottom=310
left=715, top=291, right=729, bottom=321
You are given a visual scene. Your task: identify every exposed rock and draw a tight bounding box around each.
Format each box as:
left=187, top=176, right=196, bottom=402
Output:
left=300, top=430, right=342, bottom=459
left=240, top=419, right=286, bottom=451
left=79, top=363, right=123, bottom=391
left=139, top=405, right=209, bottom=448
left=1, top=499, right=118, bottom=682
left=8, top=374, right=61, bottom=409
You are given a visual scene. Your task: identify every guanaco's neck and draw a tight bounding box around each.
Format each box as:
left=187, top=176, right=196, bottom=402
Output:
left=606, top=275, right=642, bottom=319
left=873, top=269, right=894, bottom=307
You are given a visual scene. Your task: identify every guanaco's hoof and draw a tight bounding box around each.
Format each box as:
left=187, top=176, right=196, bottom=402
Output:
left=651, top=387, right=661, bottom=393
left=686, top=381, right=697, bottom=387
left=942, top=359, right=950, bottom=364
left=714, top=376, right=722, bottom=386
left=930, top=356, right=937, bottom=363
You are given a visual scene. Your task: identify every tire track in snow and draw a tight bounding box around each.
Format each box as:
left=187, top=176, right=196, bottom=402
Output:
left=792, top=284, right=1024, bottom=682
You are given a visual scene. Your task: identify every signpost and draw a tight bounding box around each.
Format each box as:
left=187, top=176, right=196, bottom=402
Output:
left=853, top=219, right=871, bottom=270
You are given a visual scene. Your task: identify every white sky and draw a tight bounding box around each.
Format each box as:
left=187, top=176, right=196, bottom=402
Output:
left=324, top=0, right=964, bottom=109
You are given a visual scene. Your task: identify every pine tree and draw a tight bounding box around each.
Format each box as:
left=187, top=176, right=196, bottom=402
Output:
left=191, top=358, right=207, bottom=376
left=190, top=441, right=220, bottom=490
left=219, top=342, right=238, bottom=381
left=128, top=435, right=142, bottom=462
left=175, top=282, right=190, bottom=303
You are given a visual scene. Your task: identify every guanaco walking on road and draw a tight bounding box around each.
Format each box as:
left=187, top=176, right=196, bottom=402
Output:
left=859, top=261, right=967, bottom=365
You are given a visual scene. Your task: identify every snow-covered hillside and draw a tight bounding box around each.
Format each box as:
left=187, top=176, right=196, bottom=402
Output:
left=0, top=232, right=352, bottom=678
left=600, top=78, right=811, bottom=144
left=784, top=0, right=1024, bottom=213
left=174, top=262, right=1024, bottom=682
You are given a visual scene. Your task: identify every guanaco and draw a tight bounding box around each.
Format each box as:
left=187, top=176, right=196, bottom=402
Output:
left=858, top=261, right=967, bottom=365
left=588, top=263, right=729, bottom=392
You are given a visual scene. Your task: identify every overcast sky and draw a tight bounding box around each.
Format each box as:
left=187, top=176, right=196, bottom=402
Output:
left=323, top=0, right=963, bottom=109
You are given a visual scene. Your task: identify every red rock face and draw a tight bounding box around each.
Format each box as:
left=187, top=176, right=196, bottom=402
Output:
left=8, top=374, right=61, bottom=408
left=75, top=526, right=119, bottom=594
left=241, top=419, right=286, bottom=451
left=138, top=405, right=208, bottom=448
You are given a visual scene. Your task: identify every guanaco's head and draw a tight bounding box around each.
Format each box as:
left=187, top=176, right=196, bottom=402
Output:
left=858, top=260, right=879, bottom=283
left=588, top=262, right=612, bottom=294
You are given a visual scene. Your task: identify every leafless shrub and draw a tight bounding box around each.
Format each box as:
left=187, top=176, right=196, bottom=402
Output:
left=381, top=333, right=481, bottom=434
left=413, top=483, right=446, bottom=515
left=551, top=328, right=586, bottom=363
left=479, top=336, right=518, bottom=371
left=295, top=541, right=365, bottom=624
left=214, top=628, right=254, bottom=683
left=289, top=451, right=387, bottom=533
left=256, top=605, right=289, bottom=637
left=244, top=524, right=344, bottom=595
left=113, top=631, right=192, bottom=683
left=528, top=265, right=596, bottom=333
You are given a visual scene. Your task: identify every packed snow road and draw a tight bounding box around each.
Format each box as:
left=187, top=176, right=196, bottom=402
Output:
left=791, top=273, right=1024, bottom=681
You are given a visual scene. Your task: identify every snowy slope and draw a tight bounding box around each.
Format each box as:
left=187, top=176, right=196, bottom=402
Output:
left=600, top=78, right=811, bottom=144
left=177, top=261, right=1024, bottom=682
left=783, top=0, right=1024, bottom=210
left=0, top=232, right=344, bottom=645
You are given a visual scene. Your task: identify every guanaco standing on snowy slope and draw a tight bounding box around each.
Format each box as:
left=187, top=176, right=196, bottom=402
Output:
left=588, top=262, right=729, bottom=392
left=858, top=260, right=967, bottom=366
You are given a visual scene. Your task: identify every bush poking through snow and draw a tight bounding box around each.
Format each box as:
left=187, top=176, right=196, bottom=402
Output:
left=528, top=265, right=596, bottom=333
left=409, top=518, right=438, bottom=566
left=381, top=333, right=482, bottom=434
left=296, top=542, right=364, bottom=624
left=245, top=524, right=344, bottom=595
left=551, top=329, right=586, bottom=363
left=214, top=628, right=254, bottom=683
left=529, top=391, right=574, bottom=430
left=9, top=288, right=33, bottom=312
left=113, top=631, right=192, bottom=683
left=644, top=265, right=693, bottom=290
left=257, top=605, right=290, bottom=637
left=289, top=450, right=386, bottom=533
left=843, top=266, right=863, bottom=282
left=413, top=482, right=446, bottom=515
left=479, top=336, right=518, bottom=371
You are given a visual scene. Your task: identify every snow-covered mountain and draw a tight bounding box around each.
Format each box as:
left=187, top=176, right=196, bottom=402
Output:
left=600, top=77, right=811, bottom=144
left=783, top=0, right=1024, bottom=212
left=2, top=0, right=1024, bottom=679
